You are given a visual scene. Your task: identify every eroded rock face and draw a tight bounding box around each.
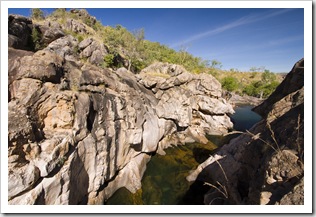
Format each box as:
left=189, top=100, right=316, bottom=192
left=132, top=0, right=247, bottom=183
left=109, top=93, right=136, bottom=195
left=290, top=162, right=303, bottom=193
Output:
left=8, top=42, right=234, bottom=205
left=187, top=58, right=304, bottom=205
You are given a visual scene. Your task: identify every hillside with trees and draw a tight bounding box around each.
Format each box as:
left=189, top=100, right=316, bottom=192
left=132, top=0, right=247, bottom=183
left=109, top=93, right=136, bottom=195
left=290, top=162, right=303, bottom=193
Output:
left=29, top=8, right=283, bottom=99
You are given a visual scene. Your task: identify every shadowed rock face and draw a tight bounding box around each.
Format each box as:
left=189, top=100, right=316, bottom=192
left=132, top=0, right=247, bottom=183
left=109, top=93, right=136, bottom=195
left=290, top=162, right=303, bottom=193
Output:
left=8, top=16, right=234, bottom=205
left=8, top=14, right=33, bottom=50
left=187, top=58, right=304, bottom=205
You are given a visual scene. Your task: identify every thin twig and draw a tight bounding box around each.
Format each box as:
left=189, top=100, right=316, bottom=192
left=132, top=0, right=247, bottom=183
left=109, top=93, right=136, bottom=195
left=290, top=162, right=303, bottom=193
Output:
left=215, top=158, right=228, bottom=182
left=246, top=130, right=278, bottom=152
left=267, top=122, right=280, bottom=151
left=216, top=181, right=228, bottom=198
left=204, top=182, right=228, bottom=199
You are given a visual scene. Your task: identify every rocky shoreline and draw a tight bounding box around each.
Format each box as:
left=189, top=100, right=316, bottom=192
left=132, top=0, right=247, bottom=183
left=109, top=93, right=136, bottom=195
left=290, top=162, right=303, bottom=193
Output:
left=226, top=92, right=263, bottom=107
left=187, top=58, right=304, bottom=205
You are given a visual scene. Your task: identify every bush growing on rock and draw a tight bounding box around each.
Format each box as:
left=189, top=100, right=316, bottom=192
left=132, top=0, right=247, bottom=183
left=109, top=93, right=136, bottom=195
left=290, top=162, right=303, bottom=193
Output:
left=31, top=8, right=44, bottom=20
left=103, top=54, right=115, bottom=68
left=31, top=26, right=42, bottom=51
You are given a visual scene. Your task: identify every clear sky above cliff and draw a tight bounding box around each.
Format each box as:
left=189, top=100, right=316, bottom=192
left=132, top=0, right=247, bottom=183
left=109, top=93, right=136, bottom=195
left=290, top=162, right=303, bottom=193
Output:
left=9, top=8, right=304, bottom=73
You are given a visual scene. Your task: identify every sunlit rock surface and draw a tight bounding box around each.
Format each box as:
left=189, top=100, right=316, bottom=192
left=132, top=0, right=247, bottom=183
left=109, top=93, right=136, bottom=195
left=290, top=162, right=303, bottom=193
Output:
left=8, top=15, right=234, bottom=205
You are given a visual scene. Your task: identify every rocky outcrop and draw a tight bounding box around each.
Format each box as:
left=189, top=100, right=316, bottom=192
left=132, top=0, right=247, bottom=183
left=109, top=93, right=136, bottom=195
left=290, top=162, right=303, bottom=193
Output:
left=137, top=63, right=234, bottom=153
left=8, top=14, right=33, bottom=50
left=8, top=13, right=123, bottom=73
left=8, top=29, right=234, bottom=205
left=38, top=24, right=65, bottom=46
left=224, top=91, right=263, bottom=107
left=187, top=58, right=304, bottom=205
left=78, top=38, right=108, bottom=65
left=69, top=8, right=97, bottom=26
left=253, top=59, right=304, bottom=122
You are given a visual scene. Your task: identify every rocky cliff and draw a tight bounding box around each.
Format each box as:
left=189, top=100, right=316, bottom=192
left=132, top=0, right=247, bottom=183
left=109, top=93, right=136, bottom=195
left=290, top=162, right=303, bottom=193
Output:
left=8, top=14, right=234, bottom=205
left=187, top=58, right=304, bottom=205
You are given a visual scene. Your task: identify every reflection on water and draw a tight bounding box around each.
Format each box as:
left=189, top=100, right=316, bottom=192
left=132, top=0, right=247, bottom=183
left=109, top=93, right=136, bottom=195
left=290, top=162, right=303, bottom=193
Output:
left=105, top=105, right=261, bottom=205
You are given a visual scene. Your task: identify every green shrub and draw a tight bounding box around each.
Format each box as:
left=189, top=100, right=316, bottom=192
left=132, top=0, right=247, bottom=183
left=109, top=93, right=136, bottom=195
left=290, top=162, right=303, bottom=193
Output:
left=243, top=80, right=280, bottom=98
left=31, top=27, right=42, bottom=51
left=31, top=8, right=44, bottom=20
left=93, top=21, right=103, bottom=31
left=262, top=70, right=276, bottom=83
left=262, top=81, right=280, bottom=98
left=221, top=76, right=239, bottom=92
left=131, top=59, right=146, bottom=73
left=50, top=8, right=66, bottom=18
left=104, top=54, right=115, bottom=68
left=76, top=35, right=84, bottom=43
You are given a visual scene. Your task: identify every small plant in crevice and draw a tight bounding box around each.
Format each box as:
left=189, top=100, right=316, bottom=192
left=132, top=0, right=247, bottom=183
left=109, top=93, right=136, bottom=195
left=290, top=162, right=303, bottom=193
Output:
left=31, top=26, right=42, bottom=51
left=57, top=156, right=67, bottom=167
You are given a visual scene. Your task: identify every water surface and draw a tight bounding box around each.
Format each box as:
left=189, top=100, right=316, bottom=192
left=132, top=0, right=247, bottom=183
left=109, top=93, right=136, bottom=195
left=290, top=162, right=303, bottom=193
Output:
left=230, top=104, right=262, bottom=131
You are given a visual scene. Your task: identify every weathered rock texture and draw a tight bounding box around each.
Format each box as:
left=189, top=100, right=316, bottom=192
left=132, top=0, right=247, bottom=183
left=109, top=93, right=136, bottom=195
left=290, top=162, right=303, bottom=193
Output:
left=8, top=16, right=234, bottom=205
left=187, top=58, right=304, bottom=205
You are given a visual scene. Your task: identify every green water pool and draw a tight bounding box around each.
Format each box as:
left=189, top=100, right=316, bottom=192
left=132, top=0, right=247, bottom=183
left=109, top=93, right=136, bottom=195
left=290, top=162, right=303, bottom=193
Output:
left=105, top=137, right=232, bottom=205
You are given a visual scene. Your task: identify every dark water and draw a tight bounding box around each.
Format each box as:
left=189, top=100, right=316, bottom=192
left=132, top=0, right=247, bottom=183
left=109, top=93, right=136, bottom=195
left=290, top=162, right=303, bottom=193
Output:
left=230, top=105, right=262, bottom=131
left=105, top=105, right=261, bottom=205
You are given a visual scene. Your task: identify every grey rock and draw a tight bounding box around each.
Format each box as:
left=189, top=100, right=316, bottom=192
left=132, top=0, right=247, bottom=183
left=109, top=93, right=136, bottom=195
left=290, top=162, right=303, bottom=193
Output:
left=39, top=25, right=65, bottom=45
left=90, top=50, right=104, bottom=65
left=65, top=18, right=89, bottom=34
left=78, top=37, right=93, bottom=49
left=253, top=58, right=304, bottom=118
left=45, top=35, right=78, bottom=61
left=80, top=40, right=108, bottom=65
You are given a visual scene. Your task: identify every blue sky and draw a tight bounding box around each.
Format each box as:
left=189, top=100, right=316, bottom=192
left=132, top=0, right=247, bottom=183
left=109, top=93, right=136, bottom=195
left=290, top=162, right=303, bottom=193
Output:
left=9, top=8, right=304, bottom=73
